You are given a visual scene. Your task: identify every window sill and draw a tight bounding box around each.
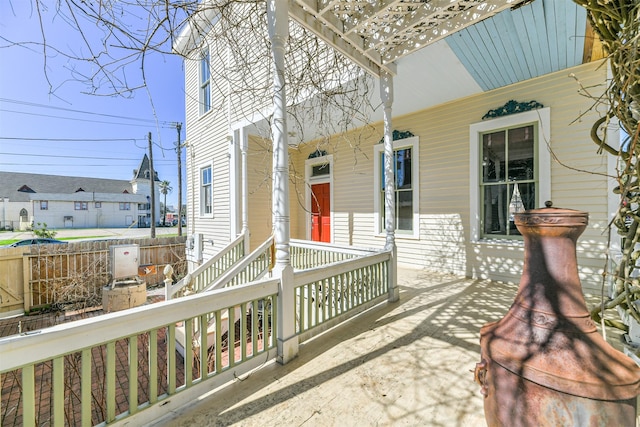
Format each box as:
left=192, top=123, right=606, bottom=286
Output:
left=472, top=238, right=524, bottom=247
left=198, top=109, right=214, bottom=120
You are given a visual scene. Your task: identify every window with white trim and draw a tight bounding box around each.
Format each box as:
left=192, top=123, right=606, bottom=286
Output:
left=119, top=202, right=131, bottom=211
left=201, top=165, right=212, bottom=216
left=199, top=48, right=211, bottom=115
left=40, top=201, right=48, bottom=210
left=74, top=201, right=88, bottom=210
left=470, top=108, right=551, bottom=241
left=374, top=137, right=419, bottom=237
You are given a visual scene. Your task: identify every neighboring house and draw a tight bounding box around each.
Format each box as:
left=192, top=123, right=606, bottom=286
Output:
left=0, top=155, right=161, bottom=230
left=175, top=0, right=614, bottom=290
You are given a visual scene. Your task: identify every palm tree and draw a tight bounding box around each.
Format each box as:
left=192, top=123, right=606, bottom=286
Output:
left=158, top=180, right=173, bottom=226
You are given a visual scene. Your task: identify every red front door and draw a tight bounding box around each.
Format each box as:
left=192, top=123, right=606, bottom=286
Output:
left=311, top=183, right=331, bottom=243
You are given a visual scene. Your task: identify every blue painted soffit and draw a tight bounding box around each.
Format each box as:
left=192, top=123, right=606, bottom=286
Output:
left=445, top=0, right=587, bottom=91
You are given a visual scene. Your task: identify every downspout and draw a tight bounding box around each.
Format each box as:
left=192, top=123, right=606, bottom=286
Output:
left=227, top=43, right=237, bottom=241
left=267, top=0, right=298, bottom=364
left=380, top=70, right=399, bottom=302
left=240, top=126, right=250, bottom=254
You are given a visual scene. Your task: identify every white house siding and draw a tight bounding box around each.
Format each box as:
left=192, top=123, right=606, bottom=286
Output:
left=184, top=39, right=234, bottom=262
left=30, top=193, right=146, bottom=229
left=286, top=61, right=609, bottom=290
left=246, top=134, right=273, bottom=251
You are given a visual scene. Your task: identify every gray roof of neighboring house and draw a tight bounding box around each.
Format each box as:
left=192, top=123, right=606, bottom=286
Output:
left=0, top=171, right=137, bottom=203
left=132, top=154, right=160, bottom=182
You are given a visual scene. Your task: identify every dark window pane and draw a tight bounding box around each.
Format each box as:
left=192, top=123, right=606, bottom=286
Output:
left=396, top=148, right=412, bottom=188
left=397, top=190, right=413, bottom=231
left=482, top=131, right=505, bottom=182
left=508, top=182, right=536, bottom=235
left=508, top=126, right=534, bottom=181
left=312, top=163, right=330, bottom=177
left=483, top=184, right=508, bottom=235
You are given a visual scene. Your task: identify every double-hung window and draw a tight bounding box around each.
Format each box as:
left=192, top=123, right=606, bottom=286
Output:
left=480, top=125, right=535, bottom=237
left=40, top=201, right=48, bottom=210
left=200, top=48, right=211, bottom=115
left=119, top=202, right=131, bottom=211
left=201, top=165, right=212, bottom=216
left=470, top=108, right=551, bottom=240
left=374, top=137, right=419, bottom=237
left=74, top=201, right=88, bottom=211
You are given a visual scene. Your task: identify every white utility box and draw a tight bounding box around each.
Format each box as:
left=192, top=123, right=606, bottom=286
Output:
left=110, top=244, right=140, bottom=280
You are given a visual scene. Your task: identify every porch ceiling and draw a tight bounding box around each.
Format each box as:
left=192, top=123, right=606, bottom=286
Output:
left=288, top=0, right=527, bottom=77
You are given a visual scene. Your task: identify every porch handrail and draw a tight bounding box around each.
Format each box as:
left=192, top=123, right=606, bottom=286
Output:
left=290, top=239, right=378, bottom=256
left=293, top=250, right=390, bottom=286
left=168, top=233, right=245, bottom=299
left=289, top=239, right=374, bottom=270
left=202, top=235, right=275, bottom=292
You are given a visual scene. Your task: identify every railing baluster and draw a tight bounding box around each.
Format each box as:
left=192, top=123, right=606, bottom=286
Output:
left=252, top=300, right=259, bottom=356
left=149, top=331, right=158, bottom=404
left=185, top=320, right=193, bottom=387
left=168, top=324, right=176, bottom=395
left=215, top=311, right=222, bottom=373
left=22, top=364, right=36, bottom=427
left=229, top=307, right=236, bottom=368
left=106, top=341, right=116, bottom=423
left=53, top=356, right=64, bottom=427
left=81, top=348, right=92, bottom=426
left=129, top=335, right=139, bottom=415
left=241, top=302, right=248, bottom=360
left=199, top=314, right=207, bottom=378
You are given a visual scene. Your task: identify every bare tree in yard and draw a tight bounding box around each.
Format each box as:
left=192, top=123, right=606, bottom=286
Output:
left=3, top=1, right=376, bottom=171
left=572, top=0, right=640, bottom=332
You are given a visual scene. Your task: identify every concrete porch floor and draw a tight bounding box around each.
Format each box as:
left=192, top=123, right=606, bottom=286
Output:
left=156, top=267, right=557, bottom=427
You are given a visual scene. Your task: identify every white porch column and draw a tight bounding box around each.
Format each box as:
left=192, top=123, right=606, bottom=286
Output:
left=380, top=71, right=399, bottom=302
left=240, top=127, right=250, bottom=254
left=267, top=0, right=298, bottom=364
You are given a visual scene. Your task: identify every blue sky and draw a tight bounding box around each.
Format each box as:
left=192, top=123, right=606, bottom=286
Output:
left=0, top=2, right=186, bottom=207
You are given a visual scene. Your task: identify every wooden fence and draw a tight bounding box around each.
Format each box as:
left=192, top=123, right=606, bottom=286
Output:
left=0, top=236, right=186, bottom=316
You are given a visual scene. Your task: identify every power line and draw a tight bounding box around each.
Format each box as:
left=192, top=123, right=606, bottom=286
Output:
left=0, top=152, right=134, bottom=160
left=0, top=108, right=173, bottom=128
left=0, top=136, right=145, bottom=142
left=0, top=163, right=160, bottom=167
left=0, top=152, right=175, bottom=162
left=0, top=98, right=174, bottom=126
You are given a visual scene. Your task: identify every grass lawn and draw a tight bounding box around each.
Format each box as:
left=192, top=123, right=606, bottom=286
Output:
left=0, top=235, right=109, bottom=246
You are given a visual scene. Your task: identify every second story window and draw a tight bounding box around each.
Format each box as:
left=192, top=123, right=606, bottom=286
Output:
left=40, top=201, right=48, bottom=210
left=201, top=165, right=212, bottom=216
left=119, top=202, right=131, bottom=211
left=75, top=201, right=88, bottom=210
left=200, top=48, right=211, bottom=115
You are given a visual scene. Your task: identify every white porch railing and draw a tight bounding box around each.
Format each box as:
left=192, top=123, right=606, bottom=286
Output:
left=168, top=234, right=245, bottom=299
left=203, top=236, right=275, bottom=291
left=0, top=280, right=278, bottom=427
left=294, top=250, right=390, bottom=340
left=0, top=242, right=392, bottom=426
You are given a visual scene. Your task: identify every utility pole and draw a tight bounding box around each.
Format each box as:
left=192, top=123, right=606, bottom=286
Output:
left=149, top=131, right=156, bottom=238
left=176, top=123, right=184, bottom=236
